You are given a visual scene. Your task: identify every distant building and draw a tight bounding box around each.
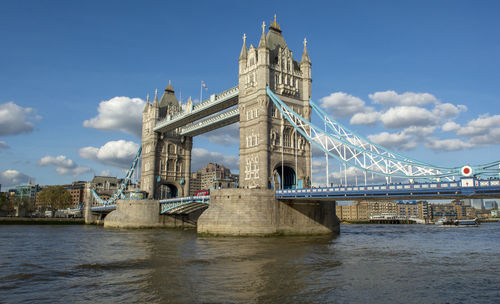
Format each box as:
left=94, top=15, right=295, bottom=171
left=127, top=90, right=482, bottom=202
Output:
left=336, top=200, right=430, bottom=221
left=431, top=200, right=468, bottom=219
left=336, top=203, right=358, bottom=220
left=11, top=183, right=41, bottom=200
left=483, top=200, right=498, bottom=210
left=63, top=181, right=86, bottom=208
left=470, top=199, right=484, bottom=210
left=189, top=163, right=238, bottom=195
left=397, top=201, right=429, bottom=219
left=89, top=176, right=123, bottom=205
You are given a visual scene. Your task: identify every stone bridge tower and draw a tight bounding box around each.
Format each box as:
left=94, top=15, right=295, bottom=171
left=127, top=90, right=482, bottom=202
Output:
left=141, top=83, right=193, bottom=199
left=238, top=16, right=312, bottom=190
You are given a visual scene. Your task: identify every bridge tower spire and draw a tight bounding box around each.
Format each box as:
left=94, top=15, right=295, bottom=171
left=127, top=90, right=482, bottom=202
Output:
left=238, top=16, right=312, bottom=189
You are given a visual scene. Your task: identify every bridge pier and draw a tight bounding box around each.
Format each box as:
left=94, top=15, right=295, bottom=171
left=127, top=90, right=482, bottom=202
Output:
left=84, top=200, right=101, bottom=225
left=197, top=189, right=339, bottom=236
left=103, top=199, right=200, bottom=229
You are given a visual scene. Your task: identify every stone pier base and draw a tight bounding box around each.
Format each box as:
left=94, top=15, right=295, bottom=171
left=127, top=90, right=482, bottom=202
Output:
left=104, top=199, right=201, bottom=229
left=197, top=189, right=339, bottom=236
left=84, top=201, right=101, bottom=225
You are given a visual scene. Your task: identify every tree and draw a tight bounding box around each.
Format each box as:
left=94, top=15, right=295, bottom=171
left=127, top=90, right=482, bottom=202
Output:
left=0, top=193, right=14, bottom=215
left=37, top=186, right=73, bottom=210
left=12, top=196, right=35, bottom=216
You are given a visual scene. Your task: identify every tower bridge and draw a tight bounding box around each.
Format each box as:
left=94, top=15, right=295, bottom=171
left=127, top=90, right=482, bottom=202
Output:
left=86, top=16, right=500, bottom=235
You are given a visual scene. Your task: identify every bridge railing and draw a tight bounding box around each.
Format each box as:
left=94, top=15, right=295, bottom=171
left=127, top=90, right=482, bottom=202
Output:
left=276, top=178, right=500, bottom=199
left=159, top=195, right=210, bottom=203
left=193, top=85, right=239, bottom=111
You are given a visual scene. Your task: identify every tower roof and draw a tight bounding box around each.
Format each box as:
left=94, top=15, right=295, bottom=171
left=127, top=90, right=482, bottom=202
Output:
left=159, top=80, right=179, bottom=108
left=266, top=15, right=288, bottom=52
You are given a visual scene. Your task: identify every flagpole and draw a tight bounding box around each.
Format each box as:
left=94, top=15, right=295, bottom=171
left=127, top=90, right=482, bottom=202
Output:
left=200, top=81, right=202, bottom=104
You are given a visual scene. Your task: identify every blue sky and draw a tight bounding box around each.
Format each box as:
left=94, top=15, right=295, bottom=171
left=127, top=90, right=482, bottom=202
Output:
left=1, top=0, right=500, bottom=188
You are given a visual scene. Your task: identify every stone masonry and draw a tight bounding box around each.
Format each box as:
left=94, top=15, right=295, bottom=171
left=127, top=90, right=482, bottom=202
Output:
left=238, top=16, right=312, bottom=190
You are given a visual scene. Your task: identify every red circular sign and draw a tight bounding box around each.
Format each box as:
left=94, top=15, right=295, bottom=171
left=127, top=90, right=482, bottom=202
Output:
left=461, top=166, right=472, bottom=176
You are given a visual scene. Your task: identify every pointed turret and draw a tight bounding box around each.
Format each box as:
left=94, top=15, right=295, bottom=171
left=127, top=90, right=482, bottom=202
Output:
left=258, top=21, right=267, bottom=49
left=239, top=33, right=248, bottom=60
left=143, top=94, right=151, bottom=113
left=300, top=38, right=312, bottom=101
left=301, top=38, right=311, bottom=64
left=153, top=88, right=159, bottom=107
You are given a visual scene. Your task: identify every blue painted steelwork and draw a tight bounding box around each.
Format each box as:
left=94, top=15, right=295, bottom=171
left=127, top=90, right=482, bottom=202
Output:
left=266, top=87, right=500, bottom=180
left=91, top=146, right=142, bottom=206
left=91, top=204, right=117, bottom=212
left=276, top=178, right=500, bottom=200
left=160, top=195, right=210, bottom=214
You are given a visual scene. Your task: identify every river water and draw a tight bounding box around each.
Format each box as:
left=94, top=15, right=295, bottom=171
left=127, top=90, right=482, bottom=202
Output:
left=0, top=223, right=498, bottom=304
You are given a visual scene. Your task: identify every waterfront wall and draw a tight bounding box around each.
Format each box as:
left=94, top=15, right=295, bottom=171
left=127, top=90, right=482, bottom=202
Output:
left=197, top=189, right=339, bottom=236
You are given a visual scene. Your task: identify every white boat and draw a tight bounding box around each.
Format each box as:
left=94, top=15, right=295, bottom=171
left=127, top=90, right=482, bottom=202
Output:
left=435, top=217, right=480, bottom=227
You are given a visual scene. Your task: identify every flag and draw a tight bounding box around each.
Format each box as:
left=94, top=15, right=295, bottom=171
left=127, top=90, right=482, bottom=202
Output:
left=201, top=81, right=208, bottom=91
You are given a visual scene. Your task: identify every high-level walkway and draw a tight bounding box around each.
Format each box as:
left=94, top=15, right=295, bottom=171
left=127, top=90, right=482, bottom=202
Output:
left=154, top=86, right=239, bottom=134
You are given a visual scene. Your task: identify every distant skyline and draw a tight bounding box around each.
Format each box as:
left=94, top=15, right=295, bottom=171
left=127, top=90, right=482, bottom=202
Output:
left=1, top=0, right=500, bottom=188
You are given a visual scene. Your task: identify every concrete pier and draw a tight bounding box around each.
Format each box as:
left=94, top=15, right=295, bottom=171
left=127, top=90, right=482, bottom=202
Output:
left=197, top=189, right=339, bottom=236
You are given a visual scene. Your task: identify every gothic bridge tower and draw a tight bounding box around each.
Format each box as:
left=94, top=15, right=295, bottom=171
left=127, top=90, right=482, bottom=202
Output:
left=238, top=16, right=312, bottom=190
left=140, top=83, right=192, bottom=199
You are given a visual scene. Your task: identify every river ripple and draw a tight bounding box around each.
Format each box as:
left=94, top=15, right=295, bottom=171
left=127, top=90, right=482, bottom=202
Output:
left=0, top=223, right=499, bottom=303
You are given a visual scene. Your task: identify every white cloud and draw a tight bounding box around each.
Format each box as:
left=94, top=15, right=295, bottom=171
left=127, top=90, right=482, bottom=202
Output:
left=367, top=131, right=417, bottom=150
left=38, top=155, right=91, bottom=176
left=456, top=114, right=500, bottom=137
left=191, top=148, right=238, bottom=172
left=369, top=90, right=438, bottom=107
left=0, top=102, right=40, bottom=136
left=200, top=123, right=240, bottom=146
left=468, top=128, right=500, bottom=145
left=83, top=96, right=145, bottom=138
left=425, top=138, right=473, bottom=151
left=79, top=140, right=140, bottom=169
left=380, top=106, right=436, bottom=129
left=350, top=111, right=381, bottom=125
left=100, top=169, right=111, bottom=176
left=403, top=125, right=436, bottom=137
left=432, top=103, right=467, bottom=118
left=0, top=170, right=32, bottom=187
left=319, top=92, right=369, bottom=117
left=442, top=121, right=461, bottom=132
left=38, top=155, right=76, bottom=168
left=0, top=141, right=8, bottom=150
left=56, top=166, right=92, bottom=176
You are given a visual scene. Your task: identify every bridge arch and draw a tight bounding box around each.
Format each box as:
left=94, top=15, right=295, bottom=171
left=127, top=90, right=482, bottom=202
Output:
left=273, top=165, right=296, bottom=190
left=159, top=183, right=178, bottom=199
